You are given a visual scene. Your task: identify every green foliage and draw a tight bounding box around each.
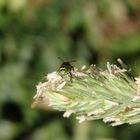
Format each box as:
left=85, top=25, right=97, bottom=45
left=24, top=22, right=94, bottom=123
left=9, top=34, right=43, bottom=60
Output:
left=0, top=0, right=140, bottom=140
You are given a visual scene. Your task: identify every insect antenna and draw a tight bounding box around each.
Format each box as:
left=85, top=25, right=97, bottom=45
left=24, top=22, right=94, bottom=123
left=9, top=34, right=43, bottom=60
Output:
left=58, top=57, right=64, bottom=62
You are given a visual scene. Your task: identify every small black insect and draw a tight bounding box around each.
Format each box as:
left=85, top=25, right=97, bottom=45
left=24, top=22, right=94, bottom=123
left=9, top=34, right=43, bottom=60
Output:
left=58, top=57, right=75, bottom=82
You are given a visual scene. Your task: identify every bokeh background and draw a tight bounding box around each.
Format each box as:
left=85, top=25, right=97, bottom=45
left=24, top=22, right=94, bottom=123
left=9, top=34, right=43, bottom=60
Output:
left=0, top=0, right=140, bottom=140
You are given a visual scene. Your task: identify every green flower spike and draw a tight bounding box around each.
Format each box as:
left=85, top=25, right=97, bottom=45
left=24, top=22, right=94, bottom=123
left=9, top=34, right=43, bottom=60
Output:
left=32, top=61, right=140, bottom=126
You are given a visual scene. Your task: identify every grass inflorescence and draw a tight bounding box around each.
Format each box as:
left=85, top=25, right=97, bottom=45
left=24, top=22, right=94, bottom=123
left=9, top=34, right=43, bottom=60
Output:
left=32, top=60, right=140, bottom=126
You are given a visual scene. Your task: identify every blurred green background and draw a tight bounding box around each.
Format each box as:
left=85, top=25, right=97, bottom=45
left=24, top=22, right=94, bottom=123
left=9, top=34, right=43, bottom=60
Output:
left=0, top=0, right=140, bottom=140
